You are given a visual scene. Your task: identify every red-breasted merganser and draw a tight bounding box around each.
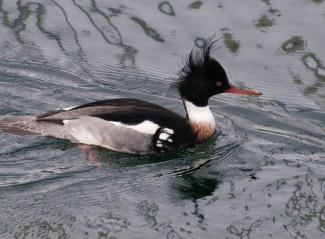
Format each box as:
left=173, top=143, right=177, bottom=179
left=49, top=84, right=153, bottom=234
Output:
left=0, top=42, right=262, bottom=154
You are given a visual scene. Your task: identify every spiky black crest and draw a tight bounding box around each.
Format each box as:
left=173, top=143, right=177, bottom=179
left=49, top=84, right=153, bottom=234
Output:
left=177, top=40, right=215, bottom=82
left=176, top=39, right=230, bottom=106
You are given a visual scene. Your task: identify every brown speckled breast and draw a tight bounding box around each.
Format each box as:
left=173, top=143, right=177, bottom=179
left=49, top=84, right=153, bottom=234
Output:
left=190, top=122, right=216, bottom=143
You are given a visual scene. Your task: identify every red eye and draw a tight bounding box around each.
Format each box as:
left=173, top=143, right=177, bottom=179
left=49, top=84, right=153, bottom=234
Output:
left=216, top=82, right=222, bottom=87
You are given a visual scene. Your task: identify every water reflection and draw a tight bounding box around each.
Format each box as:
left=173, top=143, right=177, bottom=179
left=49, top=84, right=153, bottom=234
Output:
left=93, top=139, right=257, bottom=203
left=158, top=1, right=175, bottom=16
left=131, top=16, right=165, bottom=42
left=227, top=219, right=263, bottom=239
left=282, top=36, right=305, bottom=54
left=284, top=169, right=325, bottom=238
left=71, top=0, right=137, bottom=68
left=189, top=1, right=203, bottom=10
left=222, top=31, right=240, bottom=54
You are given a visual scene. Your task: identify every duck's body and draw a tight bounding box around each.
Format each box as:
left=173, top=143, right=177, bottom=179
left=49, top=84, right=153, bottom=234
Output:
left=0, top=41, right=261, bottom=154
left=39, top=98, right=199, bottom=154
left=1, top=98, right=215, bottom=154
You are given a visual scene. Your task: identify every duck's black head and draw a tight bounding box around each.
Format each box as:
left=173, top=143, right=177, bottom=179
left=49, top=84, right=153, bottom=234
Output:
left=177, top=41, right=262, bottom=107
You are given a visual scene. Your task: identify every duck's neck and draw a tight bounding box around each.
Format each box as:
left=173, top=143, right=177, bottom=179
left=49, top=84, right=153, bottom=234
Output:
left=183, top=99, right=216, bottom=142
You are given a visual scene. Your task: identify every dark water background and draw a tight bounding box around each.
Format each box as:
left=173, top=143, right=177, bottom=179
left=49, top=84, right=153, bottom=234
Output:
left=0, top=0, right=325, bottom=238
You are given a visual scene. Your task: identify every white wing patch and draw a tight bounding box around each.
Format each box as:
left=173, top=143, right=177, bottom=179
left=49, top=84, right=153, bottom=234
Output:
left=110, top=120, right=160, bottom=135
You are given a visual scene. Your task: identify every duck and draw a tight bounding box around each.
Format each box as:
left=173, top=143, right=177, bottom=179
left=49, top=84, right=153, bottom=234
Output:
left=0, top=42, right=262, bottom=154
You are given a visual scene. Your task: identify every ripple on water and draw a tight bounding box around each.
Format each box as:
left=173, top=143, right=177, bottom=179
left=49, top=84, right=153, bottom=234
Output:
left=282, top=35, right=305, bottom=54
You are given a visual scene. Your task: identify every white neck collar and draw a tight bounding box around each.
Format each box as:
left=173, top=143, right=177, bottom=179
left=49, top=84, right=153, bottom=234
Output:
left=183, top=99, right=215, bottom=126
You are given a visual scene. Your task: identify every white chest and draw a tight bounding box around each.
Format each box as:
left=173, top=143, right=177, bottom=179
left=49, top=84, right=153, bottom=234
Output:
left=183, top=100, right=216, bottom=142
left=184, top=100, right=215, bottom=127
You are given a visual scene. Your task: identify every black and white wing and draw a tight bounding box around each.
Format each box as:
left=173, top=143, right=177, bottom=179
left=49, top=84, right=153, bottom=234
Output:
left=34, top=98, right=195, bottom=153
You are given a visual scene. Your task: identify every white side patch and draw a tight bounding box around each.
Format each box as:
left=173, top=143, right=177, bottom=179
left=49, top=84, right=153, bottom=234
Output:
left=184, top=100, right=215, bottom=127
left=110, top=120, right=160, bottom=135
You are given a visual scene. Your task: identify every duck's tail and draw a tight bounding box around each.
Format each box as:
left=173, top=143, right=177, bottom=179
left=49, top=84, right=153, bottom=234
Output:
left=0, top=115, right=75, bottom=141
left=0, top=116, right=39, bottom=135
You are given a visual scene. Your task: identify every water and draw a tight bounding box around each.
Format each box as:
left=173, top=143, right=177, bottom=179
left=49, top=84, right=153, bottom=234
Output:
left=0, top=0, right=325, bottom=238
